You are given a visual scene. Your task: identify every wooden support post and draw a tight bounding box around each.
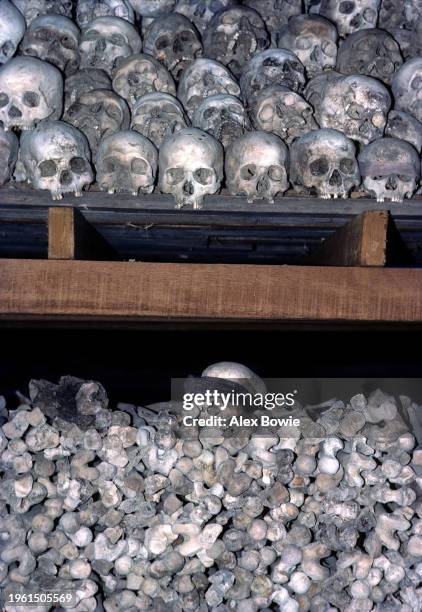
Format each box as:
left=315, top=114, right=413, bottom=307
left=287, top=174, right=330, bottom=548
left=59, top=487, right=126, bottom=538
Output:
left=48, top=207, right=117, bottom=261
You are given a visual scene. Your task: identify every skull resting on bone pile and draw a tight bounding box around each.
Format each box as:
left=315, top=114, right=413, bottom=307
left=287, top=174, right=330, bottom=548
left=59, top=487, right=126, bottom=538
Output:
left=0, top=127, right=18, bottom=185
left=96, top=130, right=158, bottom=195
left=358, top=136, right=420, bottom=202
left=65, top=89, right=130, bottom=155
left=225, top=131, right=289, bottom=203
left=131, top=92, right=188, bottom=149
left=386, top=110, right=422, bottom=154
left=177, top=58, right=240, bottom=120
left=319, top=74, right=391, bottom=145
left=0, top=57, right=63, bottom=131
left=159, top=127, right=224, bottom=209
left=127, top=0, right=176, bottom=17
left=277, top=15, right=338, bottom=79
left=392, top=58, right=422, bottom=124
left=76, top=0, right=135, bottom=28
left=243, top=0, right=302, bottom=45
left=143, top=14, right=203, bottom=81
left=319, top=0, right=380, bottom=37
left=251, top=86, right=318, bottom=145
left=112, top=53, right=176, bottom=110
left=175, top=0, right=239, bottom=34
left=192, top=94, right=250, bottom=149
left=290, top=128, right=360, bottom=199
left=239, top=49, right=306, bottom=108
left=0, top=0, right=25, bottom=66
left=336, top=28, right=403, bottom=86
left=303, top=70, right=342, bottom=124
left=79, top=16, right=142, bottom=76
left=64, top=68, right=111, bottom=113
left=20, top=15, right=80, bottom=77
left=11, top=0, right=73, bottom=25
left=17, top=121, right=93, bottom=200
left=203, top=6, right=270, bottom=79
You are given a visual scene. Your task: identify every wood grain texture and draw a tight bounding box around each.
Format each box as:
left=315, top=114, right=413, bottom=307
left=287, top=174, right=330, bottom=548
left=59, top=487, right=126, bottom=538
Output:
left=1, top=259, right=422, bottom=323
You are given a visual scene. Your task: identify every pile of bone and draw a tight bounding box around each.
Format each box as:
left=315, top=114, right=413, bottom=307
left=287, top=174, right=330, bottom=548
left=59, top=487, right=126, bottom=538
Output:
left=0, top=363, right=421, bottom=612
left=0, top=1, right=421, bottom=205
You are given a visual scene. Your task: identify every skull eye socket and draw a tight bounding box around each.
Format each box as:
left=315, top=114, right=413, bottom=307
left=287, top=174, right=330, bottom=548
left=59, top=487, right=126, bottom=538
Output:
left=339, top=158, right=355, bottom=174
left=155, top=36, right=170, bottom=50
left=167, top=167, right=185, bottom=184
left=322, top=41, right=337, bottom=57
left=0, top=92, right=9, bottom=108
left=240, top=164, right=257, bottom=181
left=398, top=175, right=412, bottom=182
left=84, top=29, right=100, bottom=41
left=131, top=158, right=148, bottom=175
left=411, top=76, right=422, bottom=90
left=310, top=157, right=329, bottom=176
left=203, top=108, right=217, bottom=120
left=70, top=157, right=87, bottom=174
left=269, top=166, right=285, bottom=181
left=296, top=36, right=312, bottom=51
left=258, top=104, right=274, bottom=122
left=106, top=104, right=121, bottom=120
left=23, top=92, right=40, bottom=108
left=34, top=28, right=50, bottom=41
left=179, top=30, right=195, bottom=42
left=109, top=33, right=126, bottom=46
left=61, top=35, right=77, bottom=50
left=339, top=1, right=355, bottom=14
left=194, top=168, right=214, bottom=185
left=39, top=160, right=57, bottom=177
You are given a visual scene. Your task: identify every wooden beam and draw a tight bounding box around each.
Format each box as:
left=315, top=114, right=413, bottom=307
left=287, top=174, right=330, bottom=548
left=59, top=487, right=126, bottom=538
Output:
left=1, top=259, right=422, bottom=323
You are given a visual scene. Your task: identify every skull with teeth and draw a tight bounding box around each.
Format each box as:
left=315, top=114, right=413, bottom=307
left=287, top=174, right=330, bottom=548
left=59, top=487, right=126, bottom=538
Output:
left=319, top=75, right=391, bottom=145
left=17, top=120, right=93, bottom=200
left=203, top=6, right=270, bottom=79
left=11, top=0, right=73, bottom=25
left=243, top=0, right=302, bottom=45
left=65, top=89, right=130, bottom=155
left=131, top=92, right=188, bottom=149
left=303, top=71, right=342, bottom=124
left=112, top=53, right=176, bottom=109
left=177, top=58, right=240, bottom=119
left=143, top=14, right=203, bottom=81
left=277, top=15, right=338, bottom=79
left=79, top=16, right=142, bottom=76
left=76, top=0, right=135, bottom=28
left=319, top=0, right=380, bottom=37
left=250, top=86, right=318, bottom=145
left=358, top=137, right=420, bottom=202
left=192, top=94, right=250, bottom=149
left=392, top=58, right=422, bottom=124
left=159, top=127, right=224, bottom=209
left=0, top=127, right=18, bottom=185
left=96, top=130, right=158, bottom=196
left=239, top=49, right=306, bottom=108
left=385, top=110, right=422, bottom=154
left=225, top=131, right=289, bottom=203
left=20, top=15, right=80, bottom=77
left=175, top=0, right=239, bottom=34
left=64, top=68, right=111, bottom=114
left=128, top=0, right=177, bottom=17
left=290, top=128, right=361, bottom=199
left=0, top=0, right=25, bottom=66
left=0, top=57, right=63, bottom=132
left=336, top=28, right=403, bottom=85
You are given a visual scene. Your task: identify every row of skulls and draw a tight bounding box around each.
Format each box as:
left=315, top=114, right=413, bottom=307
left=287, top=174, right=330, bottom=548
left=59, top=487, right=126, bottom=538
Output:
left=0, top=0, right=420, bottom=207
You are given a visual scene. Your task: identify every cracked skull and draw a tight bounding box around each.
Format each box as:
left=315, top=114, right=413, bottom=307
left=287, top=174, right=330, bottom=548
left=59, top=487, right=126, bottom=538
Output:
left=290, top=128, right=360, bottom=199
left=319, top=0, right=380, bottom=37
left=144, top=14, right=203, bottom=81
left=277, top=15, right=338, bottom=79
left=11, top=0, right=73, bottom=25
left=159, top=127, right=223, bottom=209
left=131, top=92, right=188, bottom=149
left=392, top=57, right=422, bottom=123
left=225, top=131, right=289, bottom=203
left=76, top=0, right=135, bottom=28
left=243, top=0, right=302, bottom=44
left=0, top=127, right=18, bottom=185
left=358, top=136, right=420, bottom=202
left=96, top=130, right=158, bottom=195
left=0, top=0, right=25, bottom=66
left=319, top=75, right=391, bottom=145
left=192, top=94, right=250, bottom=149
left=65, top=89, right=130, bottom=155
left=79, top=16, right=142, bottom=76
left=203, top=6, right=269, bottom=79
left=175, top=0, right=238, bottom=34
left=251, top=86, right=318, bottom=145
left=20, top=15, right=80, bottom=76
left=17, top=121, right=93, bottom=199
left=0, top=57, right=63, bottom=131
left=112, top=53, right=176, bottom=109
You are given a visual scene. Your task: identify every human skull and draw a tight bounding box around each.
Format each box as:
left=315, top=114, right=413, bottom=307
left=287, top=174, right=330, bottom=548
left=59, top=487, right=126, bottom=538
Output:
left=159, top=127, right=224, bottom=209
left=277, top=15, right=338, bottom=79
left=358, top=137, right=420, bottom=202
left=303, top=71, right=342, bottom=124
left=336, top=28, right=403, bottom=85
left=79, top=16, right=142, bottom=76
left=251, top=86, right=318, bottom=145
left=131, top=92, right=188, bottom=148
left=11, top=0, right=73, bottom=25
left=112, top=53, right=176, bottom=109
left=65, top=89, right=130, bottom=155
left=319, top=0, right=380, bottom=37
left=175, top=0, right=239, bottom=34
left=20, top=15, right=80, bottom=76
left=177, top=58, right=240, bottom=119
left=0, top=0, right=25, bottom=66
left=290, top=129, right=360, bottom=199
left=127, top=0, right=176, bottom=17
left=202, top=6, right=269, bottom=78
left=388, top=25, right=422, bottom=61
left=143, top=14, right=203, bottom=81
left=0, top=127, right=18, bottom=184
left=378, top=0, right=421, bottom=31
left=225, top=131, right=289, bottom=203
left=242, top=0, right=302, bottom=45
left=96, top=130, right=158, bottom=195
left=319, top=75, right=391, bottom=145
left=0, top=57, right=63, bottom=131
left=76, top=0, right=135, bottom=28
left=239, top=49, right=306, bottom=107
left=392, top=58, right=422, bottom=123
left=17, top=121, right=93, bottom=199
left=64, top=68, right=112, bottom=113
left=192, top=94, right=250, bottom=149
left=385, top=110, right=422, bottom=154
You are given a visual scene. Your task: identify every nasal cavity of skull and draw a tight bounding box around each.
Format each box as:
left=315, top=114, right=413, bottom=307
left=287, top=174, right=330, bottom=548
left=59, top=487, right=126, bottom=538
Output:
left=347, top=103, right=364, bottom=119
left=329, top=168, right=342, bottom=186
left=39, top=160, right=57, bottom=177
left=128, top=72, right=141, bottom=86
